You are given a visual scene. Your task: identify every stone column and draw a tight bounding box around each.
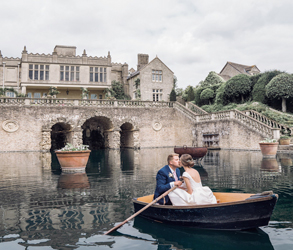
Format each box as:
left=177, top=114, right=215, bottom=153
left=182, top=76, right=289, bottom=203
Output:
left=133, top=130, right=140, bottom=149
left=41, top=152, right=52, bottom=169
left=72, top=127, right=83, bottom=147
left=105, top=129, right=121, bottom=149
left=40, top=129, right=51, bottom=151
left=272, top=129, right=280, bottom=140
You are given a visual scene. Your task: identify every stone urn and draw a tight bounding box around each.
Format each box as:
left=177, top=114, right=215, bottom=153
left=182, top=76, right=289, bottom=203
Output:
left=55, top=150, right=91, bottom=172
left=259, top=142, right=279, bottom=158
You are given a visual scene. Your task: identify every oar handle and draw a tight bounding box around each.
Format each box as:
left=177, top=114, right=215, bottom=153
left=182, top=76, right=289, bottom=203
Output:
left=104, top=185, right=178, bottom=235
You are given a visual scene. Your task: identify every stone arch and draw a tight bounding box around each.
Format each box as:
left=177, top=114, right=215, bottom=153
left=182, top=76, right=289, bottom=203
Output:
left=81, top=116, right=114, bottom=150
left=41, top=117, right=75, bottom=152
left=50, top=122, right=72, bottom=151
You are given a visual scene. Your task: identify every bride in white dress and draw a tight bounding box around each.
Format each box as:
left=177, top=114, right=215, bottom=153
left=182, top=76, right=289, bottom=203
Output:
left=169, top=154, right=217, bottom=206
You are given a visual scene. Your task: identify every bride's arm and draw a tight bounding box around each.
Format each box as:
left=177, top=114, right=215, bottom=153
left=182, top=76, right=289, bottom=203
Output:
left=183, top=177, right=193, bottom=194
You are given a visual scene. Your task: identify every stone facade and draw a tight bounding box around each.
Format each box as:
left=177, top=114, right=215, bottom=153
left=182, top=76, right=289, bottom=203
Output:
left=0, top=46, right=173, bottom=102
left=0, top=102, right=193, bottom=152
left=0, top=100, right=277, bottom=152
left=219, top=61, right=261, bottom=81
left=127, top=54, right=174, bottom=101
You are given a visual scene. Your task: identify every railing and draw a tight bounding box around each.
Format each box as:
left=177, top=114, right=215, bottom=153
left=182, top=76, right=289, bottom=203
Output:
left=173, top=102, right=198, bottom=120
left=244, top=109, right=293, bottom=135
left=175, top=102, right=277, bottom=138
left=186, top=102, right=208, bottom=115
left=0, top=97, right=174, bottom=108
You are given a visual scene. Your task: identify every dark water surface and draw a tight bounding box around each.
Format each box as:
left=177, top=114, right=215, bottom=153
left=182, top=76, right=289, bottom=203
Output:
left=0, top=148, right=292, bottom=249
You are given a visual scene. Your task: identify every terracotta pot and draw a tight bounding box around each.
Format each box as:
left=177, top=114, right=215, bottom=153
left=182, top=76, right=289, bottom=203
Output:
left=261, top=158, right=279, bottom=172
left=279, top=139, right=290, bottom=145
left=57, top=173, right=90, bottom=189
left=55, top=150, right=91, bottom=172
left=259, top=142, right=279, bottom=158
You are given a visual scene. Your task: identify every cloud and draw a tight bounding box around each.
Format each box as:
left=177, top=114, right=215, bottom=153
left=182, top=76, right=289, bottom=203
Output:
left=1, top=0, right=293, bottom=88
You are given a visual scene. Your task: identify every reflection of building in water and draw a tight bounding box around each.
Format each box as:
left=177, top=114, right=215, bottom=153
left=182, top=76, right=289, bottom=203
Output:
left=202, top=150, right=287, bottom=189
left=203, top=151, right=220, bottom=166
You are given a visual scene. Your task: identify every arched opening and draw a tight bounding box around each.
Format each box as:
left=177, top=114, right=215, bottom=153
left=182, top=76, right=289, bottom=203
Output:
left=82, top=116, right=113, bottom=150
left=120, top=122, right=134, bottom=148
left=50, top=123, right=72, bottom=151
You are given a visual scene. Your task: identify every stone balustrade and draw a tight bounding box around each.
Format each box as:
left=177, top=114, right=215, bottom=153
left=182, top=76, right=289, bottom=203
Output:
left=186, top=102, right=208, bottom=115
left=174, top=102, right=277, bottom=139
left=245, top=110, right=293, bottom=135
left=0, top=97, right=174, bottom=108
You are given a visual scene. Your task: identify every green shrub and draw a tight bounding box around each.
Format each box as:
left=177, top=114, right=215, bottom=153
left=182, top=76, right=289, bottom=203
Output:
left=223, top=74, right=251, bottom=103
left=201, top=71, right=225, bottom=87
left=170, top=88, right=176, bottom=101
left=200, top=88, right=215, bottom=105
left=215, top=82, right=227, bottom=105
left=252, top=70, right=283, bottom=103
left=266, top=73, right=293, bottom=112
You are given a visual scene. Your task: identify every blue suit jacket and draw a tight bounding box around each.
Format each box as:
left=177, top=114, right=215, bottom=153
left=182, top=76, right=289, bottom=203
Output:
left=154, top=165, right=181, bottom=205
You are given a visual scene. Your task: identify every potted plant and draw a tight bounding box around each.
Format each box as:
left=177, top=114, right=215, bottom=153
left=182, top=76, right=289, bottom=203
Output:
left=259, top=138, right=279, bottom=158
left=55, top=143, right=91, bottom=172
left=279, top=135, right=291, bottom=145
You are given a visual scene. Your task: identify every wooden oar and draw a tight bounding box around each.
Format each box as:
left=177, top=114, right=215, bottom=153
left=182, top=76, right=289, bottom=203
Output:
left=104, top=185, right=178, bottom=235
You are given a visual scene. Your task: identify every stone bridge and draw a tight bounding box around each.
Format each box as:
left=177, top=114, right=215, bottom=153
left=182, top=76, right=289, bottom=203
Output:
left=0, top=98, right=280, bottom=152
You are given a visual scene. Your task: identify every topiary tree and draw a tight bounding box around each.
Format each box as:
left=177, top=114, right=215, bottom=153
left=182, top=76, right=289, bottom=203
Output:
left=200, top=88, right=214, bottom=105
left=186, top=85, right=195, bottom=102
left=169, top=88, right=177, bottom=101
left=223, top=74, right=251, bottom=103
left=201, top=71, right=225, bottom=88
left=266, top=73, right=293, bottom=112
left=252, top=70, right=283, bottom=103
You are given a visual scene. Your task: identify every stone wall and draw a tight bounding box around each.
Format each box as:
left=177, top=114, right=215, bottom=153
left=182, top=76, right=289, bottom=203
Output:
left=0, top=104, right=194, bottom=152
left=0, top=100, right=278, bottom=152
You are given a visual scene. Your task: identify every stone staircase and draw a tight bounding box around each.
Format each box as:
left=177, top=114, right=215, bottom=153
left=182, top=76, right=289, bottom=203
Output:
left=174, top=102, right=280, bottom=140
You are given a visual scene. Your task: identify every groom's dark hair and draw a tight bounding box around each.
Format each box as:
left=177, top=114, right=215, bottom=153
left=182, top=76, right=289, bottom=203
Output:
left=167, top=153, right=179, bottom=164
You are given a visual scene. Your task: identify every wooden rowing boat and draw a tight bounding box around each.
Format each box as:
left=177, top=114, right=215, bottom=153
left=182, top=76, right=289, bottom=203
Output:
left=174, top=146, right=208, bottom=160
left=132, top=191, right=278, bottom=230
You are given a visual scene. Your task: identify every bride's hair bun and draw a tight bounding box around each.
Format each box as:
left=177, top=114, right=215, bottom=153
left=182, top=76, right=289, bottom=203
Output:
left=180, top=154, right=194, bottom=167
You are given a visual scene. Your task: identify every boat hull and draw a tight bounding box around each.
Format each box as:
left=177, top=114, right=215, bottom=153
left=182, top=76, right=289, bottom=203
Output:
left=174, top=146, right=207, bottom=159
left=133, top=194, right=278, bottom=230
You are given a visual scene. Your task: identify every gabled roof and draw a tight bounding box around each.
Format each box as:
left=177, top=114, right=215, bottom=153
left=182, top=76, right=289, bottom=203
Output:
left=127, top=56, right=173, bottom=80
left=219, top=61, right=260, bottom=75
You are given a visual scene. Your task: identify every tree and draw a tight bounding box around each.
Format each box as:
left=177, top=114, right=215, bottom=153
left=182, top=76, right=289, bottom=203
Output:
left=224, top=74, right=251, bottom=103
left=170, top=88, right=176, bottom=101
left=200, top=88, right=214, bottom=105
left=201, top=71, right=225, bottom=87
left=252, top=70, right=283, bottom=103
left=105, top=81, right=130, bottom=100
left=186, top=86, right=195, bottom=102
left=266, top=73, right=293, bottom=112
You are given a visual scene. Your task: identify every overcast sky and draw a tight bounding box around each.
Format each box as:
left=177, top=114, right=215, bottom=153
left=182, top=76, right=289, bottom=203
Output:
left=1, top=0, right=292, bottom=89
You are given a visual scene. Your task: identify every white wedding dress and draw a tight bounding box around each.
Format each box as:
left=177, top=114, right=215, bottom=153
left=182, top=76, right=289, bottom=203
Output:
left=169, top=172, right=217, bottom=206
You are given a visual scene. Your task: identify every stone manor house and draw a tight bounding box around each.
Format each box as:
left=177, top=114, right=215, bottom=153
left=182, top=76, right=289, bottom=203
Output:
left=0, top=45, right=174, bottom=101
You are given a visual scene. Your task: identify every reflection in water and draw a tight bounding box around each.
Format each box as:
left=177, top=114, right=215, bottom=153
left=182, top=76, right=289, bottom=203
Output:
left=57, top=173, right=90, bottom=189
left=0, top=149, right=293, bottom=249
left=261, top=158, right=280, bottom=172
left=129, top=216, right=274, bottom=250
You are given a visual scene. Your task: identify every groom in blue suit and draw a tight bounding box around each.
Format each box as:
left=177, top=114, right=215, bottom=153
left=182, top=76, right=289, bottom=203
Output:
left=154, top=153, right=182, bottom=205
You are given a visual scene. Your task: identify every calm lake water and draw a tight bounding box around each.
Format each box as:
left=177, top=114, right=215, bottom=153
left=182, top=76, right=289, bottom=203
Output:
left=0, top=148, right=293, bottom=250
